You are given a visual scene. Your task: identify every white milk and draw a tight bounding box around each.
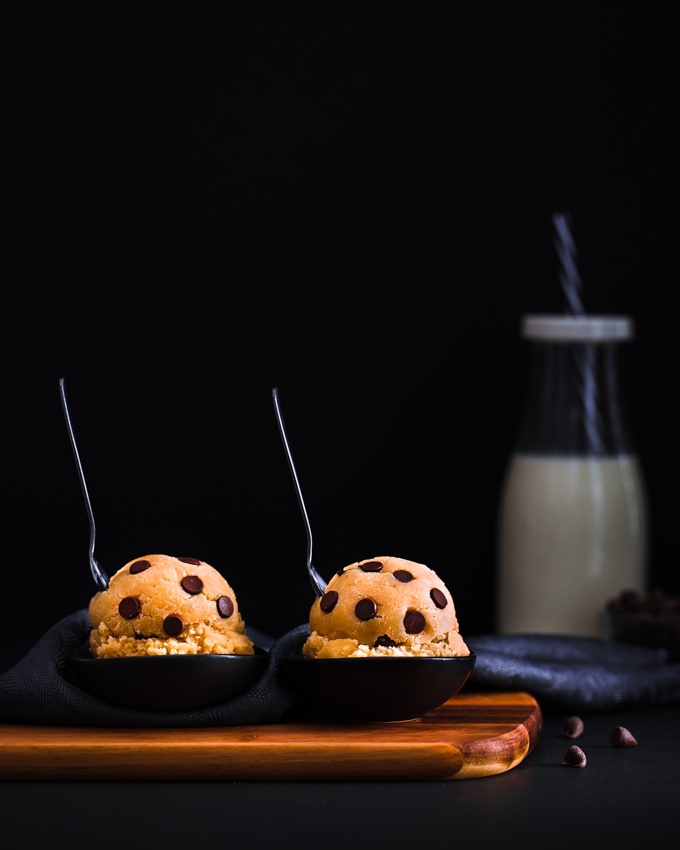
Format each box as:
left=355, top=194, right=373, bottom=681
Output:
left=496, top=454, right=648, bottom=636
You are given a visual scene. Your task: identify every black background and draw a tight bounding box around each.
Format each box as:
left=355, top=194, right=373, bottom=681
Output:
left=3, top=5, right=679, bottom=646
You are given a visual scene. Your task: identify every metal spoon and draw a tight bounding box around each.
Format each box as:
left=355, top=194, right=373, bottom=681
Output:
left=59, top=378, right=109, bottom=591
left=272, top=387, right=327, bottom=597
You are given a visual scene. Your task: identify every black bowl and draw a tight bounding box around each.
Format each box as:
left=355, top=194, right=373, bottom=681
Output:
left=281, top=651, right=476, bottom=722
left=68, top=642, right=269, bottom=712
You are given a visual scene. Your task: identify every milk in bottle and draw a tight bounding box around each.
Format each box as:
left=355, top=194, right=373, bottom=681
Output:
left=496, top=316, right=648, bottom=637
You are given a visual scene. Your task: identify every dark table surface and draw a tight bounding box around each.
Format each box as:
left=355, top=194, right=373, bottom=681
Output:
left=1, top=633, right=678, bottom=849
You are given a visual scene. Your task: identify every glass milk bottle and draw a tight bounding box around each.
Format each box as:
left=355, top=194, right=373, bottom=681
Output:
left=496, top=315, right=648, bottom=636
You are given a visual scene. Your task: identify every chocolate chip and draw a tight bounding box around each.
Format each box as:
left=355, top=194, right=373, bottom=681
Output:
left=641, top=589, right=667, bottom=616
left=217, top=596, right=234, bottom=618
left=178, top=557, right=201, bottom=565
left=320, top=590, right=338, bottom=613
left=374, top=635, right=396, bottom=648
left=360, top=561, right=383, bottom=572
left=615, top=588, right=643, bottom=612
left=163, top=615, right=184, bottom=637
left=610, top=726, right=637, bottom=748
left=355, top=598, right=377, bottom=620
left=430, top=588, right=448, bottom=609
left=181, top=575, right=204, bottom=594
left=336, top=569, right=345, bottom=576
left=393, top=570, right=414, bottom=583
left=118, top=597, right=141, bottom=619
left=564, top=716, right=584, bottom=738
left=129, top=559, right=151, bottom=574
left=565, top=745, right=587, bottom=767
left=404, top=610, right=426, bottom=634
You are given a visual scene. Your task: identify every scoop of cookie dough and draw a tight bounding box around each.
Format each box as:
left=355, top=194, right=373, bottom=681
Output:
left=303, top=556, right=470, bottom=658
left=88, top=554, right=254, bottom=657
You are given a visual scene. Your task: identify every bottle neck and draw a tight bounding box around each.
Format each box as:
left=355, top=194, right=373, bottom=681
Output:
left=515, top=340, right=635, bottom=457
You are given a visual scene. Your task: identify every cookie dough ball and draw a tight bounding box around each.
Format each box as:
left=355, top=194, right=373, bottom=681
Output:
left=88, top=555, right=254, bottom=657
left=303, top=556, right=470, bottom=658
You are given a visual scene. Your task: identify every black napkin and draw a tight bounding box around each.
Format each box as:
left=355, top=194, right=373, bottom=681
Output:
left=0, top=610, right=307, bottom=727
left=466, top=633, right=680, bottom=711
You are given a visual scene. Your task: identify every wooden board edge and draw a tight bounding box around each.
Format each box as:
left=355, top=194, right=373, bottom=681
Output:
left=0, top=740, right=465, bottom=782
left=450, top=695, right=542, bottom=779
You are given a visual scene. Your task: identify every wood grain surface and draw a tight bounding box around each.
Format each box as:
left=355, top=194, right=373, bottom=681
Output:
left=0, top=691, right=542, bottom=781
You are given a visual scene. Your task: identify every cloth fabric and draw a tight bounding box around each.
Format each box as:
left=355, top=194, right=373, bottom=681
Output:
left=466, top=633, right=680, bottom=711
left=0, top=610, right=307, bottom=728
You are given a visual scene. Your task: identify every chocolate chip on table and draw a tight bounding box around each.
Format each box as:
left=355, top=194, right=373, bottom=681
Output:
left=564, top=745, right=587, bottom=767
left=118, top=597, right=141, bottom=619
left=393, top=570, right=414, bottom=583
left=217, top=595, right=234, bottom=618
left=430, top=588, right=448, bottom=609
left=320, top=590, right=338, bottom=613
left=374, top=635, right=397, bottom=647
left=355, top=598, right=378, bottom=620
left=129, top=559, right=151, bottom=574
left=611, top=726, right=638, bottom=747
left=163, top=615, right=184, bottom=637
left=360, top=561, right=383, bottom=572
left=404, top=610, right=426, bottom=634
left=564, top=716, right=584, bottom=738
left=178, top=557, right=201, bottom=565
left=181, top=575, right=204, bottom=594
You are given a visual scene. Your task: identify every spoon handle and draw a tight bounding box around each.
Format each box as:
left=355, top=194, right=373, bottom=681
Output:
left=272, top=388, right=327, bottom=597
left=59, top=378, right=109, bottom=591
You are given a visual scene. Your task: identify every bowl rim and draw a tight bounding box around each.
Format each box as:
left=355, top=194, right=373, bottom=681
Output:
left=282, top=649, right=477, bottom=665
left=68, top=641, right=269, bottom=664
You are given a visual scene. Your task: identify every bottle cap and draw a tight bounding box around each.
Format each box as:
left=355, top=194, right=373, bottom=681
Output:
left=521, top=315, right=634, bottom=342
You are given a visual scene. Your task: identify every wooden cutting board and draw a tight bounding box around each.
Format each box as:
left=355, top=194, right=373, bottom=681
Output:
left=0, top=691, right=541, bottom=781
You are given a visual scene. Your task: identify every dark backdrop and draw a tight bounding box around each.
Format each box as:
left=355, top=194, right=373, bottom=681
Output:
left=3, top=5, right=678, bottom=647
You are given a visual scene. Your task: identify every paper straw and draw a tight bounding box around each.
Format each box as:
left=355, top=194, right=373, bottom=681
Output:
left=552, top=212, right=585, bottom=315
left=550, top=213, right=604, bottom=452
